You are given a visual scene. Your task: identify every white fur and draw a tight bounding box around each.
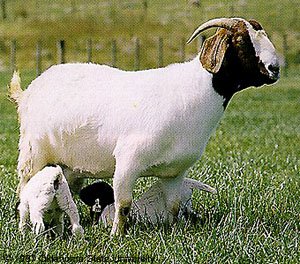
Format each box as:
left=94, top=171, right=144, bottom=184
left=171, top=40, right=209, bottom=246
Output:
left=17, top=57, right=223, bottom=178
left=245, top=21, right=279, bottom=79
left=101, top=178, right=216, bottom=226
left=18, top=165, right=83, bottom=235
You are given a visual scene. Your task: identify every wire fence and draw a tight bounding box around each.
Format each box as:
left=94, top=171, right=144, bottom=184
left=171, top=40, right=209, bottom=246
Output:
left=7, top=36, right=209, bottom=74
left=8, top=33, right=293, bottom=78
left=1, top=0, right=299, bottom=76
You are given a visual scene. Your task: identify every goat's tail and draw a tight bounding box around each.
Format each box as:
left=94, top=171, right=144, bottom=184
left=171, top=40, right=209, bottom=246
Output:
left=8, top=71, right=23, bottom=104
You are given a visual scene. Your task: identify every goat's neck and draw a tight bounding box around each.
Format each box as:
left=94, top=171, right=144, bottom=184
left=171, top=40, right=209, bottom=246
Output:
left=210, top=47, right=267, bottom=108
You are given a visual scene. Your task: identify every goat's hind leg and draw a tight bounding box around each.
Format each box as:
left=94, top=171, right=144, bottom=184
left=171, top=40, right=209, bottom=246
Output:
left=16, top=137, right=48, bottom=195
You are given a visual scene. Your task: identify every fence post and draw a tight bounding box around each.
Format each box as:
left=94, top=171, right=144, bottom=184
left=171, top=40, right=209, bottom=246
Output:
left=158, top=37, right=163, bottom=67
left=87, top=38, right=92, bottom=63
left=10, top=40, right=17, bottom=73
left=57, top=40, right=66, bottom=64
left=112, top=39, right=117, bottom=67
left=36, top=41, right=42, bottom=76
left=283, top=33, right=288, bottom=77
left=230, top=4, right=235, bottom=17
left=1, top=0, right=7, bottom=20
left=142, top=0, right=148, bottom=11
left=71, top=0, right=76, bottom=13
left=134, top=38, right=140, bottom=70
left=180, top=37, right=185, bottom=62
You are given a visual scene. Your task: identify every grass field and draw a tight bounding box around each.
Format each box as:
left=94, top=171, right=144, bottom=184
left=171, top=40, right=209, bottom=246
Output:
left=0, top=1, right=299, bottom=262
left=0, top=69, right=299, bottom=263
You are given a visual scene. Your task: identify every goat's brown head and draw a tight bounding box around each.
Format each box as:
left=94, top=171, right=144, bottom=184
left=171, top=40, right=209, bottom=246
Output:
left=187, top=18, right=280, bottom=106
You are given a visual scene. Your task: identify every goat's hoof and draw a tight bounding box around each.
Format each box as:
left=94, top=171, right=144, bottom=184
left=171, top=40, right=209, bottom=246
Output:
left=33, top=222, right=45, bottom=235
left=19, top=223, right=26, bottom=235
left=110, top=225, right=125, bottom=237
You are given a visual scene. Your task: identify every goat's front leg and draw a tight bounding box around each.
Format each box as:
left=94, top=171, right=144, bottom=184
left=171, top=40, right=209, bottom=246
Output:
left=111, top=166, right=138, bottom=236
left=29, top=206, right=45, bottom=235
left=111, top=136, right=148, bottom=236
left=18, top=201, right=29, bottom=233
left=56, top=180, right=84, bottom=236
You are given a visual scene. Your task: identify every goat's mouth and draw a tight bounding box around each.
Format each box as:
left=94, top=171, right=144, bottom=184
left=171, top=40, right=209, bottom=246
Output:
left=267, top=65, right=280, bottom=82
left=265, top=71, right=280, bottom=84
left=263, top=75, right=278, bottom=85
left=259, top=62, right=280, bottom=85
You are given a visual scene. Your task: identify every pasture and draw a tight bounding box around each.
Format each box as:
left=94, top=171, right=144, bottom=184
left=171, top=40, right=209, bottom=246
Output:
left=0, top=0, right=299, bottom=262
left=0, top=71, right=299, bottom=262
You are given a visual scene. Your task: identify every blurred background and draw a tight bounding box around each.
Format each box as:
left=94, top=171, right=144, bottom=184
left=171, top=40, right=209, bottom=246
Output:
left=0, top=0, right=299, bottom=76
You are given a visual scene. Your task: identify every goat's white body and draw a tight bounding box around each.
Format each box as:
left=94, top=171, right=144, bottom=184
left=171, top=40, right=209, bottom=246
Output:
left=18, top=166, right=83, bottom=235
left=16, top=56, right=225, bottom=235
left=18, top=56, right=224, bottom=182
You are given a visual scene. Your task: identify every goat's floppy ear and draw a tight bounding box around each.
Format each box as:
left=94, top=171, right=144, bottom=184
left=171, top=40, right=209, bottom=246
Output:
left=200, top=28, right=231, bottom=73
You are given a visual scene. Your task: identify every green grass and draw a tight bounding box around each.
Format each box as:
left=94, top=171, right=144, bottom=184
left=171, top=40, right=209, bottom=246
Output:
left=0, top=69, right=299, bottom=263
left=0, top=1, right=299, bottom=261
left=0, top=0, right=299, bottom=71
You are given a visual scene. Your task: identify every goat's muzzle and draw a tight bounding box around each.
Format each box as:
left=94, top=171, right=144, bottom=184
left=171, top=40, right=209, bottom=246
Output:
left=258, top=61, right=280, bottom=85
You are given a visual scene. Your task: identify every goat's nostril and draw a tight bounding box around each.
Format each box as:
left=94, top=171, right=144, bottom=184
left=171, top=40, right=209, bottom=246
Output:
left=268, top=64, right=279, bottom=73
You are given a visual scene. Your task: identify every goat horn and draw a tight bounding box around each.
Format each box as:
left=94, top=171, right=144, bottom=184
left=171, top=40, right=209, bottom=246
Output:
left=187, top=18, right=238, bottom=44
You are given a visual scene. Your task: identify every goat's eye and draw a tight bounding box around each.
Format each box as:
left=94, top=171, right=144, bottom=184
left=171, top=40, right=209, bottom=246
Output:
left=235, top=35, right=245, bottom=46
left=237, top=36, right=243, bottom=42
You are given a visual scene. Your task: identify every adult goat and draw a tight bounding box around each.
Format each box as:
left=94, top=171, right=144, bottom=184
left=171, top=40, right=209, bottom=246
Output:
left=9, top=18, right=279, bottom=235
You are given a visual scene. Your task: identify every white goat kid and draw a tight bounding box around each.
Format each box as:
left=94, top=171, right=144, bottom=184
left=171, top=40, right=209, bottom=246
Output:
left=18, top=165, right=83, bottom=235
left=10, top=18, right=279, bottom=235
left=100, top=178, right=217, bottom=227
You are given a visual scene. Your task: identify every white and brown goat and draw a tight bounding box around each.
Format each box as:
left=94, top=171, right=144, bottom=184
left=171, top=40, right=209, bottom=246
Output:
left=9, top=18, right=279, bottom=235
